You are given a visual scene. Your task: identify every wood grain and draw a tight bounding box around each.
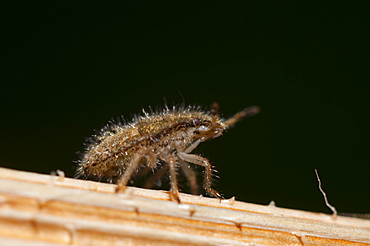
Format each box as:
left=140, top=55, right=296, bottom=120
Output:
left=0, top=167, right=369, bottom=245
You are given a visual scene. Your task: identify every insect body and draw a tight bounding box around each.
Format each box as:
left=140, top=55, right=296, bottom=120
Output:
left=76, top=103, right=260, bottom=202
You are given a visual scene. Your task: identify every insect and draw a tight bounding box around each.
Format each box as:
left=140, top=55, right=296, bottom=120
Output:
left=76, top=103, right=260, bottom=202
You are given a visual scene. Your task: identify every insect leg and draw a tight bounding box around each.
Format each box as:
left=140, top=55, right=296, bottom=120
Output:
left=179, top=160, right=199, bottom=195
left=115, top=152, right=144, bottom=193
left=183, top=139, right=201, bottom=153
left=134, top=149, right=157, bottom=177
left=146, top=149, right=157, bottom=169
left=177, top=152, right=222, bottom=198
left=143, top=164, right=169, bottom=189
left=167, top=155, right=181, bottom=203
left=135, top=165, right=152, bottom=177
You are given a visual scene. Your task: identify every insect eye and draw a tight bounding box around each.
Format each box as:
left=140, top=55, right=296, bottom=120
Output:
left=192, top=118, right=201, bottom=126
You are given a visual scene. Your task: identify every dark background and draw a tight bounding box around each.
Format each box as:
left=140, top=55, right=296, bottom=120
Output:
left=2, top=2, right=368, bottom=214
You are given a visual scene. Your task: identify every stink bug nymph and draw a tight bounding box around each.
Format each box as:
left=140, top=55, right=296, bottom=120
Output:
left=76, top=103, right=260, bottom=202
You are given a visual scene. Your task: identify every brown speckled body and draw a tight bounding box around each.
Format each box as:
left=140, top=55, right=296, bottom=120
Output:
left=76, top=104, right=260, bottom=202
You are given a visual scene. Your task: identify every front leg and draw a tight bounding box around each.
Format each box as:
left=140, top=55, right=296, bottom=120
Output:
left=177, top=151, right=222, bottom=199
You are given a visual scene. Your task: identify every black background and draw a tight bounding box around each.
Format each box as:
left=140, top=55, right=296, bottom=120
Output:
left=2, top=2, right=369, bottom=214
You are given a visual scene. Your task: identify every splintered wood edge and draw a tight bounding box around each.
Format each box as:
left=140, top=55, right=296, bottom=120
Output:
left=0, top=167, right=369, bottom=246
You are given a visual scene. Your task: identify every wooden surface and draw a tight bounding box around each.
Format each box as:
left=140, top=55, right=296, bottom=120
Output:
left=0, top=167, right=369, bottom=245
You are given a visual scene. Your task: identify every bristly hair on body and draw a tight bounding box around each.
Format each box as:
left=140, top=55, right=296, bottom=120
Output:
left=76, top=103, right=260, bottom=203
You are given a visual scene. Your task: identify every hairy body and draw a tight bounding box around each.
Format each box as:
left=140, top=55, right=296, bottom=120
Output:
left=76, top=104, right=259, bottom=202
